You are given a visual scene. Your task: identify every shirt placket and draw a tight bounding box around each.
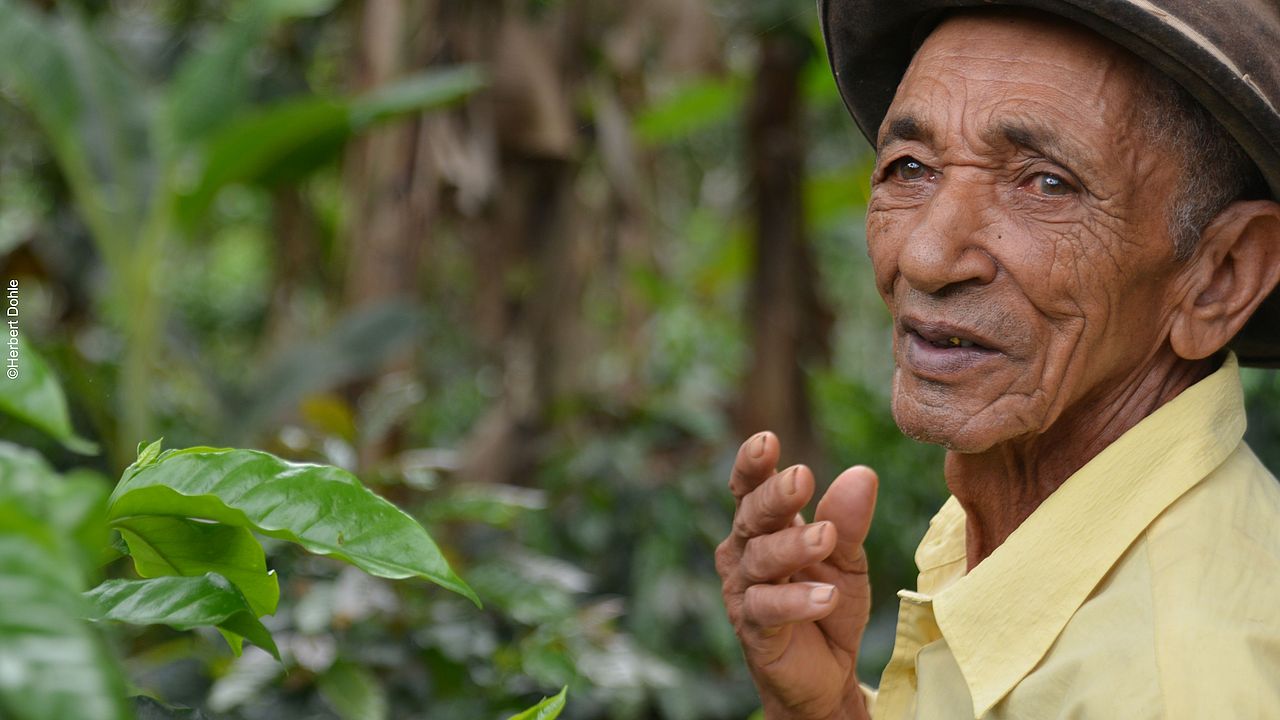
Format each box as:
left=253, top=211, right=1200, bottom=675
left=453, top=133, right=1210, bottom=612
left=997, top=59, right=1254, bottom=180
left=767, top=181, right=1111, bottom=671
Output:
left=873, top=589, right=944, bottom=719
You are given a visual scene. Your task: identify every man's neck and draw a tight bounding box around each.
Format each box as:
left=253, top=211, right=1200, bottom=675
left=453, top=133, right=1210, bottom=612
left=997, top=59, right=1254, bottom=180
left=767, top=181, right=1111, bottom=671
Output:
left=945, top=353, right=1216, bottom=571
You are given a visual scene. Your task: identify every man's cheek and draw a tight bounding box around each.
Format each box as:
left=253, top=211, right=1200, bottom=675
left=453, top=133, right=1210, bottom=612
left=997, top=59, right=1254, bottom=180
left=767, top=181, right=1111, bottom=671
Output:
left=865, top=211, right=905, bottom=300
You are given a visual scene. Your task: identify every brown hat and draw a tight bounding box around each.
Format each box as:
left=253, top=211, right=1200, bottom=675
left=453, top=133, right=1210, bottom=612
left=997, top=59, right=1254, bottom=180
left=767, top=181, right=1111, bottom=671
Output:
left=819, top=0, right=1280, bottom=367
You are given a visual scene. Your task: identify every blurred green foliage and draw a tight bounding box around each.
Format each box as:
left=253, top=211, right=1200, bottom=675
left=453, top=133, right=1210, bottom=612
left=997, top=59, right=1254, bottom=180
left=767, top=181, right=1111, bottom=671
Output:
left=2, top=0, right=1276, bottom=719
left=0, top=338, right=504, bottom=719
left=0, top=0, right=481, bottom=464
left=1, top=455, right=554, bottom=720
left=0, top=0, right=952, bottom=712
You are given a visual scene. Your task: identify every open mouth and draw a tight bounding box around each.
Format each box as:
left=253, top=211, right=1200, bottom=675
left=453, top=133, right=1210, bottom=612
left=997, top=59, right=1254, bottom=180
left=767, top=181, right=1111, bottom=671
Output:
left=898, top=316, right=1002, bottom=377
left=921, top=334, right=980, bottom=349
left=900, top=317, right=999, bottom=355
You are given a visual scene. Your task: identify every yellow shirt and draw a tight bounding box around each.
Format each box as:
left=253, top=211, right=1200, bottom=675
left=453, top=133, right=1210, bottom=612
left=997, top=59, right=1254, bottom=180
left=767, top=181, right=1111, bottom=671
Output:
left=867, top=355, right=1280, bottom=719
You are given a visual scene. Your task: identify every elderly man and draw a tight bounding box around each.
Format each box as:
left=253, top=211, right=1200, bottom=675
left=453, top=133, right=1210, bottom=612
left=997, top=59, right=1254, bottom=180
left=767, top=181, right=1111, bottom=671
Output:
left=715, top=1, right=1280, bottom=718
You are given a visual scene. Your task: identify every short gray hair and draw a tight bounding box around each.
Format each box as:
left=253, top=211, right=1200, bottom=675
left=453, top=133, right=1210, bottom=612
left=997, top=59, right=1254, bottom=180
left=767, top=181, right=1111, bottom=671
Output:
left=1138, top=65, right=1268, bottom=260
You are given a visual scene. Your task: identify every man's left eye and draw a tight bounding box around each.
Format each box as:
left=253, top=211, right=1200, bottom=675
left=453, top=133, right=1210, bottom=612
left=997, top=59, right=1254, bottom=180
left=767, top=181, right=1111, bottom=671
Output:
left=1030, top=172, right=1074, bottom=196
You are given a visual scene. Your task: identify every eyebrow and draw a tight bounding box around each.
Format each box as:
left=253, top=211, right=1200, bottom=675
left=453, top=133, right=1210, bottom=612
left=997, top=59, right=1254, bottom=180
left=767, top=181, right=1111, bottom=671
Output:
left=877, top=115, right=934, bottom=155
left=877, top=113, right=1098, bottom=185
left=989, top=120, right=1095, bottom=178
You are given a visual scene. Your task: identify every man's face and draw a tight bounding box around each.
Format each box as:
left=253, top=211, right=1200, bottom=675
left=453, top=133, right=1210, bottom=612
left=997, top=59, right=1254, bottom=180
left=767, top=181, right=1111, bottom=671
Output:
left=867, top=11, right=1193, bottom=452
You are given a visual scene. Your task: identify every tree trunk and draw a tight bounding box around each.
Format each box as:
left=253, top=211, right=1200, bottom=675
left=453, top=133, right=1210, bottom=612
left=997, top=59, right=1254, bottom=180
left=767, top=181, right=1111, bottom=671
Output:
left=738, top=32, right=833, bottom=472
left=343, top=0, right=437, bottom=309
left=453, top=8, right=591, bottom=487
left=341, top=0, right=440, bottom=469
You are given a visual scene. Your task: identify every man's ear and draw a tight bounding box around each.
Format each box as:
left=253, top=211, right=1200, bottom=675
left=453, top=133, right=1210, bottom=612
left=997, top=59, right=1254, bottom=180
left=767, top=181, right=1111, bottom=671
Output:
left=1171, top=200, right=1280, bottom=360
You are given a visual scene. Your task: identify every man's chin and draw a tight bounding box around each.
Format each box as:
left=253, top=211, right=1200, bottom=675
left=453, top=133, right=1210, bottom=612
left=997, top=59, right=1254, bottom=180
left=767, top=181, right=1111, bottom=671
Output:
left=890, top=392, right=1008, bottom=454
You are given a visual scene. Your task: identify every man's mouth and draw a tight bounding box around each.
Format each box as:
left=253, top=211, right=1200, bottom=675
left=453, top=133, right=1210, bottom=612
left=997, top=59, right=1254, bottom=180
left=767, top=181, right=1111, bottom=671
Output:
left=924, top=335, right=979, bottom=349
left=901, top=318, right=994, bottom=353
left=896, top=316, right=1005, bottom=378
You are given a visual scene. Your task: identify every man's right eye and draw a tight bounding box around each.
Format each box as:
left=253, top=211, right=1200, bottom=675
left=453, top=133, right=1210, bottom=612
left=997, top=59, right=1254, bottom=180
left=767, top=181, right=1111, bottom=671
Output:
left=890, top=157, right=930, bottom=181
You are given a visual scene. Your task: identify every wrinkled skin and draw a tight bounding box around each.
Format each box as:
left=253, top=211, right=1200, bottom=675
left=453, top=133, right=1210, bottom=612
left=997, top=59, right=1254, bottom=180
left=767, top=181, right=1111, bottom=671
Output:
left=872, top=14, right=1191, bottom=456
left=717, top=9, right=1280, bottom=719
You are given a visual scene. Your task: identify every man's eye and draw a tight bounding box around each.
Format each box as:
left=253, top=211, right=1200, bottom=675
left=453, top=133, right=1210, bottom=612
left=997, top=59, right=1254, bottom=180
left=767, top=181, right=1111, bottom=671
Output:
left=891, top=157, right=930, bottom=181
left=1031, top=172, right=1074, bottom=196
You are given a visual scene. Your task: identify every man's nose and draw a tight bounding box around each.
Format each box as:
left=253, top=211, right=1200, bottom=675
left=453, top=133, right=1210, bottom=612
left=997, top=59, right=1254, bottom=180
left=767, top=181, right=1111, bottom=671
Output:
left=897, top=177, right=999, bottom=295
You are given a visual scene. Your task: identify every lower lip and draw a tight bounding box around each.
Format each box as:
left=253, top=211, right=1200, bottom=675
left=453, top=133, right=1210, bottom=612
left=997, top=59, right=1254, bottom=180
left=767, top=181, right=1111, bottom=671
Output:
left=903, top=332, right=1001, bottom=378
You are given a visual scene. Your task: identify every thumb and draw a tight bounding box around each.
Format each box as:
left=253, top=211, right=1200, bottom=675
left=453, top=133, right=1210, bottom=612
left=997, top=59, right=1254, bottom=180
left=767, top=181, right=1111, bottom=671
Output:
left=814, top=466, right=878, bottom=574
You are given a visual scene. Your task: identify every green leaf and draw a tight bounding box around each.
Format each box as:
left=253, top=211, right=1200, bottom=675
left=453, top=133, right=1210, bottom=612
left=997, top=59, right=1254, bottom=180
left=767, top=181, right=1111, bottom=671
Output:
left=161, top=0, right=339, bottom=150
left=316, top=661, right=388, bottom=720
left=135, top=438, right=163, bottom=468
left=115, top=516, right=279, bottom=617
left=506, top=687, right=568, bottom=720
left=0, top=443, right=109, bottom=575
left=162, top=9, right=264, bottom=150
left=348, top=65, right=486, bottom=128
left=107, top=446, right=478, bottom=605
left=162, top=0, right=341, bottom=152
left=0, top=441, right=56, bottom=512
left=51, top=469, right=113, bottom=571
left=174, top=96, right=349, bottom=227
left=634, top=76, right=745, bottom=144
left=175, top=65, right=484, bottom=229
left=84, top=573, right=279, bottom=660
left=0, top=527, right=131, bottom=720
left=0, top=334, right=97, bottom=453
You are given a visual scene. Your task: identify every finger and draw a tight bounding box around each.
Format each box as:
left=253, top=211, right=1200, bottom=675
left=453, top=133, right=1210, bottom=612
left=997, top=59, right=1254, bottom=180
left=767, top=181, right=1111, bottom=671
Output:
left=729, top=431, right=781, bottom=501
left=740, top=521, right=836, bottom=585
left=797, top=561, right=871, bottom=656
left=814, top=465, right=878, bottom=574
left=733, top=465, right=815, bottom=541
left=741, top=581, right=840, bottom=636
left=714, top=535, right=742, bottom=583
left=718, top=510, right=807, bottom=588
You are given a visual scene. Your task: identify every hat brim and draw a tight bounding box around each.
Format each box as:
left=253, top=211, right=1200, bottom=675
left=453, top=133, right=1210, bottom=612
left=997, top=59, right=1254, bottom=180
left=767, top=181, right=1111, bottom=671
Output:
left=819, top=0, right=1280, bottom=367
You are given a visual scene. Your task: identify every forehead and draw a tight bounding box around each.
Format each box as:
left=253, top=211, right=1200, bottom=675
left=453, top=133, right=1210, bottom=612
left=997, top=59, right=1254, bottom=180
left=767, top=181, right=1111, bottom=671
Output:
left=881, top=11, right=1148, bottom=156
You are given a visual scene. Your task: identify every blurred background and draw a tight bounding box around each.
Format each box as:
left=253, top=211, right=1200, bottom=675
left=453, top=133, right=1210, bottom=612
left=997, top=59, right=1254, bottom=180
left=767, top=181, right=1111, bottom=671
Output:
left=4, top=0, right=1280, bottom=718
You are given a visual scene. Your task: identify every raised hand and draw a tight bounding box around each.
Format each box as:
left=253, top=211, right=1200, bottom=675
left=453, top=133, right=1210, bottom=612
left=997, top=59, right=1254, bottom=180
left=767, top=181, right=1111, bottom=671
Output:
left=715, top=432, right=878, bottom=720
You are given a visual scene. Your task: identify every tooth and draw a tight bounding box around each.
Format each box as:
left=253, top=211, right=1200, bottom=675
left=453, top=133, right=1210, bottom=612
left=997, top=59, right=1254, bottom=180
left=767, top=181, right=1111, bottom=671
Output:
left=960, top=340, right=974, bottom=348
left=948, top=337, right=961, bottom=347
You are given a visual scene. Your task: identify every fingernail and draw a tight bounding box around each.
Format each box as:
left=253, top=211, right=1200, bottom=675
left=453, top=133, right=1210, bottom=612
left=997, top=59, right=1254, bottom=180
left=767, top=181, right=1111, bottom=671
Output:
left=751, top=433, right=766, bottom=458
left=784, top=466, right=799, bottom=495
left=809, top=584, right=835, bottom=604
left=805, top=522, right=827, bottom=547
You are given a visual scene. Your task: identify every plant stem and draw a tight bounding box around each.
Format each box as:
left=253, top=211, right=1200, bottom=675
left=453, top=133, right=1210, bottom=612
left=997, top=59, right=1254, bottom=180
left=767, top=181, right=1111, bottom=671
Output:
left=115, top=205, right=170, bottom=468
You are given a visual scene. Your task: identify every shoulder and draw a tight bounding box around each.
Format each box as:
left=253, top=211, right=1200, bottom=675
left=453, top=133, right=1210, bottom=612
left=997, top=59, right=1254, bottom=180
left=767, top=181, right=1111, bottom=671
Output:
left=1146, top=441, right=1280, bottom=578
left=1143, top=443, right=1280, bottom=714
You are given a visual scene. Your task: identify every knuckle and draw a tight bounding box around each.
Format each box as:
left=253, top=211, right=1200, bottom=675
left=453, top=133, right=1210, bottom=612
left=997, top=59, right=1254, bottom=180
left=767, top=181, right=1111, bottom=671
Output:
left=740, top=536, right=775, bottom=582
left=755, top=496, right=790, bottom=528
left=714, top=538, right=737, bottom=578
left=828, top=544, right=869, bottom=575
left=741, top=585, right=777, bottom=626
left=732, top=500, right=761, bottom=538
left=723, top=594, right=743, bottom=627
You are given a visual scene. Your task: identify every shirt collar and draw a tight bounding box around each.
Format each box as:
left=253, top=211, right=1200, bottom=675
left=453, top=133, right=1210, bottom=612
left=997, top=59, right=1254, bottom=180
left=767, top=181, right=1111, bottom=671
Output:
left=927, top=354, right=1247, bottom=717
left=913, top=495, right=966, bottom=592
